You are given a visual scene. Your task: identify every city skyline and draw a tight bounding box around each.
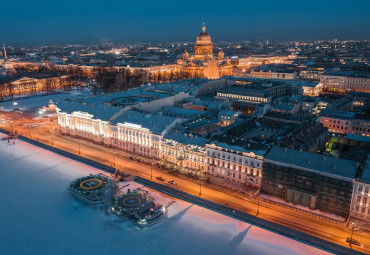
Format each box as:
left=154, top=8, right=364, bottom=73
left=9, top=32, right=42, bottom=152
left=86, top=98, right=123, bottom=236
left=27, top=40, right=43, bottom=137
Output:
left=1, top=0, right=370, bottom=46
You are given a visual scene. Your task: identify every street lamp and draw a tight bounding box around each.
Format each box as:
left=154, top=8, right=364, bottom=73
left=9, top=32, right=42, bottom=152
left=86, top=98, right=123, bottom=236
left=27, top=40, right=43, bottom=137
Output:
left=113, top=152, right=116, bottom=167
left=151, top=164, right=153, bottom=179
left=199, top=176, right=202, bottom=196
left=51, top=132, right=54, bottom=146
left=350, top=221, right=355, bottom=249
left=256, top=196, right=260, bottom=216
left=78, top=141, right=81, bottom=155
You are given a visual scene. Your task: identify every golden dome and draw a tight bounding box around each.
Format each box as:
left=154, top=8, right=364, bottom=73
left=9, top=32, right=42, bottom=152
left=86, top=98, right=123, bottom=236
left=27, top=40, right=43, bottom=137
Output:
left=196, top=23, right=211, bottom=43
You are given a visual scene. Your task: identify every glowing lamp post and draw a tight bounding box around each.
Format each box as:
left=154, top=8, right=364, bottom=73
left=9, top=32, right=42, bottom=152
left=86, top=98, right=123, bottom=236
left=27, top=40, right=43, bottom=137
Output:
left=350, top=221, right=355, bottom=249
left=199, top=176, right=202, bottom=196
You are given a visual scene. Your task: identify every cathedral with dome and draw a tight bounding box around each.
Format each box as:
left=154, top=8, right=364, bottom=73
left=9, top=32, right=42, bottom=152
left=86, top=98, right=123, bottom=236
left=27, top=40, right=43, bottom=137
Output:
left=176, top=23, right=232, bottom=79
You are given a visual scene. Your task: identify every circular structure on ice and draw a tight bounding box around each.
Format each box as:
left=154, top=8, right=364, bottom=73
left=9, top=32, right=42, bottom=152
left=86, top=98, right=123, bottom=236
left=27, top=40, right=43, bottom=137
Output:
left=80, top=178, right=103, bottom=190
left=112, top=189, right=166, bottom=226
left=114, top=191, right=149, bottom=213
left=69, top=174, right=117, bottom=204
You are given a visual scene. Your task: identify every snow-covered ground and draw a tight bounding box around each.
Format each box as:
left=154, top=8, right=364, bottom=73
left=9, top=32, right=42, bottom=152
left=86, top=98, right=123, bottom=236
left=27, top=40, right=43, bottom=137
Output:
left=0, top=136, right=332, bottom=255
left=0, top=90, right=92, bottom=112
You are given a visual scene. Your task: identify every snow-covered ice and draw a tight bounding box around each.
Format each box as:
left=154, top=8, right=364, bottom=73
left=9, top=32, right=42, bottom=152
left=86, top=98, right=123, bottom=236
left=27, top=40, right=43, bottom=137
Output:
left=0, top=90, right=92, bottom=112
left=0, top=136, right=333, bottom=255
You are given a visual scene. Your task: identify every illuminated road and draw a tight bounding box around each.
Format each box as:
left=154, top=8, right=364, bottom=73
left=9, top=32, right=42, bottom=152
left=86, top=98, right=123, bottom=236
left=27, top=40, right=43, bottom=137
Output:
left=1, top=112, right=369, bottom=254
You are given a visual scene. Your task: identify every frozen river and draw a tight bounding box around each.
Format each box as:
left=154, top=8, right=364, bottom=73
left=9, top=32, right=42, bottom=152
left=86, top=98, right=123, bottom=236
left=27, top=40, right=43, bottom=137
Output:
left=0, top=136, right=332, bottom=255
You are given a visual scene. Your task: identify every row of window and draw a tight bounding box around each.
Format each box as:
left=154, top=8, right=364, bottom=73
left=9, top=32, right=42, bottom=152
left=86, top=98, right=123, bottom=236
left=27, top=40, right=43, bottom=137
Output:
left=207, top=151, right=260, bottom=166
left=358, top=185, right=369, bottom=193
left=354, top=205, right=370, bottom=215
left=356, top=196, right=368, bottom=205
left=210, top=167, right=260, bottom=179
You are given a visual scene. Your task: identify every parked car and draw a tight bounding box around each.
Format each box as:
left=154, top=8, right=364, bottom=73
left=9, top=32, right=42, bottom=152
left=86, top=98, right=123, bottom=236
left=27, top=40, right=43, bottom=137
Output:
left=167, top=180, right=176, bottom=185
left=156, top=176, right=165, bottom=181
left=346, top=238, right=361, bottom=246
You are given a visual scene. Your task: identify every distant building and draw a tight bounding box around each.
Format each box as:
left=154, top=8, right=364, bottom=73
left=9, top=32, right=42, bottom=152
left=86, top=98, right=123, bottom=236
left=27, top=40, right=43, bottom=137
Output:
left=299, top=68, right=325, bottom=81
left=218, top=109, right=241, bottom=126
left=247, top=70, right=298, bottom=80
left=301, top=82, right=323, bottom=97
left=320, top=72, right=370, bottom=93
left=319, top=109, right=370, bottom=136
left=0, top=72, right=71, bottom=98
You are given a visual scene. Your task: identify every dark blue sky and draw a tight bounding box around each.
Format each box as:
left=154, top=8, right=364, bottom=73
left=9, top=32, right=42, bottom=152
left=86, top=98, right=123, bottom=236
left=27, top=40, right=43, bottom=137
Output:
left=2, top=0, right=369, bottom=45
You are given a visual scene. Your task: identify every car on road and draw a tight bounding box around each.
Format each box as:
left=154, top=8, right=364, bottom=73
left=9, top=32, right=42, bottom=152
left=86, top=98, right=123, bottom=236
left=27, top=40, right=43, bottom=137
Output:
left=156, top=176, right=165, bottom=181
left=167, top=180, right=176, bottom=185
left=346, top=238, right=361, bottom=246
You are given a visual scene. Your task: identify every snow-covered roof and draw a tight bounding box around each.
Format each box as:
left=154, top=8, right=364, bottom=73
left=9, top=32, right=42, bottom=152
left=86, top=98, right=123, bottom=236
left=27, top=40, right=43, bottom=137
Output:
left=163, top=106, right=207, bottom=118
left=265, top=146, right=358, bottom=181
left=57, top=101, right=121, bottom=121
left=112, top=110, right=178, bottom=134
left=163, top=131, right=208, bottom=148
left=361, top=159, right=370, bottom=184
left=209, top=134, right=268, bottom=156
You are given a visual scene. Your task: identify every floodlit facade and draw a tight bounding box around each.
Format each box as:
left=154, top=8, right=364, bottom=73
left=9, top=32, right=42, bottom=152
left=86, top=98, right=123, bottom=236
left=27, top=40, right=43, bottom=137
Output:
left=205, top=136, right=266, bottom=187
left=161, top=132, right=207, bottom=174
left=320, top=74, right=370, bottom=93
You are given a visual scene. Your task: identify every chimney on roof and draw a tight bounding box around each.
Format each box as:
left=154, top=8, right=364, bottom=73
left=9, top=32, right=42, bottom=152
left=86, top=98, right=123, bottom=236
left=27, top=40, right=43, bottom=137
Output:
left=284, top=147, right=288, bottom=152
left=248, top=143, right=250, bottom=148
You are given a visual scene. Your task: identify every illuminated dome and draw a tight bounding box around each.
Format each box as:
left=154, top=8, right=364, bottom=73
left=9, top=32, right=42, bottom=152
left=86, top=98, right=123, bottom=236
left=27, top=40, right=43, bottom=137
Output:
left=196, top=23, right=211, bottom=44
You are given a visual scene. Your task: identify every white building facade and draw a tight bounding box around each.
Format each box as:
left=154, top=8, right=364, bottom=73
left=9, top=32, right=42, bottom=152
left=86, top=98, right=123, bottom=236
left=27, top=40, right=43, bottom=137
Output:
left=351, top=181, right=370, bottom=221
left=205, top=143, right=264, bottom=187
left=161, top=133, right=207, bottom=175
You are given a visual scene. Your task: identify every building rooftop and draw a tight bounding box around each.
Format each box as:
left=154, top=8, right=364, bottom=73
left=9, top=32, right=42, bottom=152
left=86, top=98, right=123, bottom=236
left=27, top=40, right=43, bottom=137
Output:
left=265, top=146, right=358, bottom=181
left=57, top=101, right=122, bottom=121
left=209, top=134, right=268, bottom=156
left=113, top=110, right=178, bottom=134
left=324, top=71, right=370, bottom=79
left=218, top=86, right=269, bottom=98
left=319, top=109, right=356, bottom=120
left=163, top=131, right=208, bottom=148
left=360, top=159, right=370, bottom=184
left=162, top=106, right=207, bottom=118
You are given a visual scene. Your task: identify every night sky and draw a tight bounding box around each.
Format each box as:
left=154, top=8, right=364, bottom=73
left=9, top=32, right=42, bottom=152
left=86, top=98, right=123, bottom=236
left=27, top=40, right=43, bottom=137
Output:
left=2, top=0, right=370, bottom=45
